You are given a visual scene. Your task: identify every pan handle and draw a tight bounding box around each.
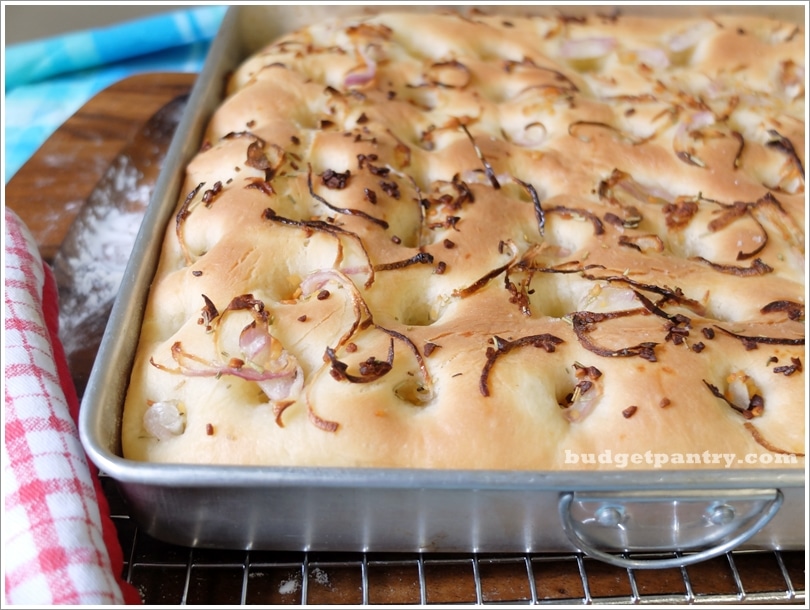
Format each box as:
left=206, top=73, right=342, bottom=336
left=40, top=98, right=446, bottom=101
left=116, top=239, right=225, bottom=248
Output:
left=558, top=489, right=784, bottom=570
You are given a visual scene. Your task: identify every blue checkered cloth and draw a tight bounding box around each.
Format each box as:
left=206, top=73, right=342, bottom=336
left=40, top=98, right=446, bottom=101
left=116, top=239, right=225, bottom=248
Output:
left=4, top=6, right=227, bottom=182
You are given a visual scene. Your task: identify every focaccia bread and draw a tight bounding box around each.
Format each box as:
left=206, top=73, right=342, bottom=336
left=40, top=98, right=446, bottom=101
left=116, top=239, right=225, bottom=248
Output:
left=122, top=9, right=805, bottom=470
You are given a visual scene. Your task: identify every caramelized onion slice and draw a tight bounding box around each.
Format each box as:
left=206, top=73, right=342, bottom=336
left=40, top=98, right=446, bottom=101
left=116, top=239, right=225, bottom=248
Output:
left=262, top=207, right=375, bottom=287
left=713, top=326, right=805, bottom=349
left=480, top=334, right=564, bottom=397
left=176, top=182, right=205, bottom=265
left=570, top=310, right=658, bottom=361
left=691, top=256, right=773, bottom=276
left=744, top=423, right=805, bottom=457
left=426, top=59, right=471, bottom=88
left=299, top=268, right=374, bottom=350
left=460, top=124, right=500, bottom=189
left=703, top=379, right=763, bottom=420
left=673, top=111, right=715, bottom=168
left=150, top=295, right=303, bottom=407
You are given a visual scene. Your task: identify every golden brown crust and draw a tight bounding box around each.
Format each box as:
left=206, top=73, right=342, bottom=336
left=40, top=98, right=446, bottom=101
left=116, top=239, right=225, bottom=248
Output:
left=122, top=10, right=805, bottom=470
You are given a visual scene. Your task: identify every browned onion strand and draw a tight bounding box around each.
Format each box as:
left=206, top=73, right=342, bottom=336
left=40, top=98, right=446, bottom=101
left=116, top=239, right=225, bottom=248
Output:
left=749, top=192, right=804, bottom=255
left=376, top=325, right=434, bottom=398
left=545, top=205, right=605, bottom=235
left=384, top=128, right=412, bottom=168
left=730, top=130, right=745, bottom=169
left=691, top=256, right=773, bottom=276
left=598, top=168, right=669, bottom=229
left=518, top=262, right=607, bottom=275
left=272, top=400, right=295, bottom=427
left=570, top=310, right=658, bottom=361
left=480, top=333, right=565, bottom=397
left=308, top=408, right=340, bottom=432
left=632, top=289, right=692, bottom=328
left=712, top=325, right=805, bottom=349
left=675, top=147, right=705, bottom=168
left=744, top=422, right=805, bottom=456
left=401, top=172, right=428, bottom=247
left=579, top=272, right=706, bottom=316
left=703, top=380, right=763, bottom=419
left=426, top=59, right=472, bottom=88
left=454, top=241, right=519, bottom=298
left=707, top=199, right=769, bottom=260
left=708, top=200, right=751, bottom=232
left=766, top=128, right=805, bottom=178
left=223, top=130, right=265, bottom=144
left=261, top=207, right=375, bottom=287
left=314, top=323, right=434, bottom=428
left=735, top=217, right=768, bottom=260
left=198, top=294, right=219, bottom=331
left=760, top=300, right=805, bottom=321
left=617, top=234, right=664, bottom=252
left=513, top=177, right=545, bottom=237
left=503, top=58, right=580, bottom=92
left=176, top=182, right=205, bottom=265
left=568, top=120, right=648, bottom=145
left=460, top=124, right=500, bottom=189
left=299, top=269, right=374, bottom=351
left=373, top=251, right=434, bottom=271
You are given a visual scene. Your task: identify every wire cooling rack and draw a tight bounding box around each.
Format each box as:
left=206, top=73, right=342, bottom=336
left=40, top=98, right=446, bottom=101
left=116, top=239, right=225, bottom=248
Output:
left=101, top=477, right=806, bottom=605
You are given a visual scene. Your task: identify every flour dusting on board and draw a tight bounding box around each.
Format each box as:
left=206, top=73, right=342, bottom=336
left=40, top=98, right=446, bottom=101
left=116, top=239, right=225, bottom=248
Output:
left=54, top=153, right=152, bottom=356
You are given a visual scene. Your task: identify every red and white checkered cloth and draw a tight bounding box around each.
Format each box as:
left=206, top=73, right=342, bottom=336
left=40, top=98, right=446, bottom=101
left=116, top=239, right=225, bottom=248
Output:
left=3, top=208, right=142, bottom=605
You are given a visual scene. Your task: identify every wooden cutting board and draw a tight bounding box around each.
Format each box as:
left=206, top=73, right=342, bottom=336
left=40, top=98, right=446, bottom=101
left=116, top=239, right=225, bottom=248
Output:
left=6, top=72, right=197, bottom=263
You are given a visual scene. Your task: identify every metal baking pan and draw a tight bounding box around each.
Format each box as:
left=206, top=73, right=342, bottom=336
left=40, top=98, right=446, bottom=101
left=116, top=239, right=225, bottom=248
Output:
left=80, top=5, right=805, bottom=567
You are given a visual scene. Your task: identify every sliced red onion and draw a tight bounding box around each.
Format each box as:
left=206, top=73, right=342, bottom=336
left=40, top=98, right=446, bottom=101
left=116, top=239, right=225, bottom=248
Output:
left=780, top=60, right=804, bottom=100
left=562, top=382, right=603, bottom=423
left=299, top=269, right=373, bottom=349
left=344, top=44, right=377, bottom=88
left=615, top=176, right=672, bottom=204
left=618, top=233, right=665, bottom=253
left=673, top=111, right=716, bottom=167
left=667, top=24, right=710, bottom=53
left=300, top=268, right=353, bottom=297
left=636, top=47, right=670, bottom=70
left=750, top=194, right=805, bottom=254
left=580, top=286, right=638, bottom=313
left=143, top=400, right=186, bottom=441
left=258, top=360, right=304, bottom=402
left=560, top=37, right=616, bottom=60
left=240, top=321, right=281, bottom=364
left=512, top=121, right=548, bottom=147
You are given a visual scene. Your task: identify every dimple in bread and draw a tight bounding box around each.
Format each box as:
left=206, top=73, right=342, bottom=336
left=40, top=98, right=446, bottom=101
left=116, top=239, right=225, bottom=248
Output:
left=122, top=9, right=805, bottom=470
